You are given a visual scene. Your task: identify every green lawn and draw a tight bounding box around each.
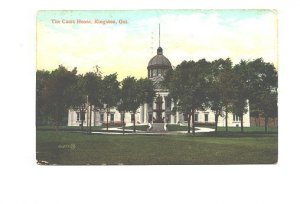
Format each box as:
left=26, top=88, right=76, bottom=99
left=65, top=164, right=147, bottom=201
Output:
left=167, top=124, right=278, bottom=134
left=37, top=125, right=149, bottom=132
left=36, top=130, right=277, bottom=165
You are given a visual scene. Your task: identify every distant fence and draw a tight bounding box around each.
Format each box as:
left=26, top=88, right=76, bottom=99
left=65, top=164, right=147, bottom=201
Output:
left=250, top=117, right=278, bottom=128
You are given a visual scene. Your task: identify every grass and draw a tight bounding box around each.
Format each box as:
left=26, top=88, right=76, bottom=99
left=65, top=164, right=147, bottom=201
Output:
left=167, top=124, right=278, bottom=134
left=36, top=130, right=278, bottom=165
left=216, top=126, right=278, bottom=134
left=36, top=124, right=149, bottom=132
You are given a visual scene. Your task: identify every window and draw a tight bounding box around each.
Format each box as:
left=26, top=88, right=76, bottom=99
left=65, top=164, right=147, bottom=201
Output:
left=131, top=113, right=135, bottom=122
left=148, top=113, right=153, bottom=123
left=153, top=69, right=157, bottom=76
left=110, top=113, right=114, bottom=122
left=204, top=113, right=209, bottom=122
left=165, top=97, right=171, bottom=109
left=100, top=113, right=104, bottom=122
left=157, top=69, right=161, bottom=76
left=81, top=112, right=85, bottom=121
left=121, top=113, right=125, bottom=121
left=183, top=114, right=188, bottom=122
left=76, top=112, right=85, bottom=121
left=194, top=113, right=198, bottom=122
left=166, top=113, right=171, bottom=123
left=233, top=114, right=240, bottom=122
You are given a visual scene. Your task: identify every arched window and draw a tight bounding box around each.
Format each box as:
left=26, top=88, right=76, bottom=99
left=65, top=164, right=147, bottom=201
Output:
left=157, top=69, right=161, bottom=76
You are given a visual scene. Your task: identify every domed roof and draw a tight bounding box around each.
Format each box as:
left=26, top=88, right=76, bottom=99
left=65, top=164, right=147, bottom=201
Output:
left=147, top=47, right=172, bottom=69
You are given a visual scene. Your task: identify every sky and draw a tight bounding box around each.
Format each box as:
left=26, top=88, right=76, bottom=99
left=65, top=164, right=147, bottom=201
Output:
left=36, top=10, right=277, bottom=80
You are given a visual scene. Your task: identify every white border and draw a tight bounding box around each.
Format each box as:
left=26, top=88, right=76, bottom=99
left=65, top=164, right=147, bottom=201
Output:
left=1, top=0, right=299, bottom=204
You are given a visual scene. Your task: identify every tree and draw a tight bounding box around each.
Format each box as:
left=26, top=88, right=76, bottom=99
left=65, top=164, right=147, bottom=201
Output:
left=165, top=59, right=211, bottom=135
left=42, top=65, right=77, bottom=131
left=69, top=74, right=87, bottom=131
left=232, top=60, right=251, bottom=133
left=136, top=78, right=156, bottom=131
left=258, top=91, right=278, bottom=133
left=165, top=61, right=194, bottom=133
left=102, top=73, right=121, bottom=131
left=119, top=77, right=155, bottom=132
left=81, top=71, right=103, bottom=133
left=69, top=70, right=103, bottom=133
left=218, top=60, right=235, bottom=132
left=246, top=58, right=278, bottom=133
left=120, top=77, right=139, bottom=132
left=208, top=58, right=233, bottom=132
left=36, top=70, right=51, bottom=126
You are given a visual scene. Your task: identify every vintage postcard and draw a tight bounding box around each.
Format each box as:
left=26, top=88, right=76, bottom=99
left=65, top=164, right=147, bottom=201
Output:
left=36, top=10, right=278, bottom=165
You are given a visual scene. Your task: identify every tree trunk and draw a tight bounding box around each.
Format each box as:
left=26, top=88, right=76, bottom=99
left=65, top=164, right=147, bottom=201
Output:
left=133, top=113, right=136, bottom=133
left=55, top=108, right=59, bottom=132
left=122, top=113, right=125, bottom=135
left=225, top=108, right=228, bottom=132
left=241, top=113, right=244, bottom=133
left=265, top=116, right=268, bottom=133
left=215, top=112, right=218, bottom=132
left=192, top=109, right=195, bottom=135
left=80, top=120, right=83, bottom=131
left=106, top=108, right=109, bottom=132
left=80, top=110, right=84, bottom=131
left=86, top=106, right=89, bottom=134
left=187, top=113, right=191, bottom=133
left=89, top=105, right=92, bottom=133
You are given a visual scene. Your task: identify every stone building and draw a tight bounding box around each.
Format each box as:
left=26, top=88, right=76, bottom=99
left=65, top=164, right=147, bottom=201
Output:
left=68, top=28, right=250, bottom=128
left=68, top=44, right=250, bottom=128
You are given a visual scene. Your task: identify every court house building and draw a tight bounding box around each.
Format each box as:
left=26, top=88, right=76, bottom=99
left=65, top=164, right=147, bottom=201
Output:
left=68, top=43, right=250, bottom=128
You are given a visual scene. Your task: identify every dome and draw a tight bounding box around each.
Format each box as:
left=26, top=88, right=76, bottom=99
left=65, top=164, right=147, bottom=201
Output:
left=147, top=47, right=172, bottom=69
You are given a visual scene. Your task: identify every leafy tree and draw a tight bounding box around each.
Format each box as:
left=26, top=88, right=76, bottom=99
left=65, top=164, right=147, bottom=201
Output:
left=246, top=58, right=278, bottom=133
left=165, top=61, right=194, bottom=133
left=82, top=71, right=103, bottom=133
left=208, top=58, right=232, bottom=132
left=165, top=59, right=211, bottom=135
left=116, top=98, right=126, bottom=135
left=102, top=73, right=121, bottom=131
left=69, top=74, right=87, bottom=131
left=42, top=65, right=77, bottom=131
left=69, top=70, right=103, bottom=133
left=120, top=77, right=139, bottom=132
left=218, top=60, right=235, bottom=132
left=258, top=91, right=278, bottom=133
left=119, top=77, right=155, bottom=132
left=36, top=70, right=51, bottom=126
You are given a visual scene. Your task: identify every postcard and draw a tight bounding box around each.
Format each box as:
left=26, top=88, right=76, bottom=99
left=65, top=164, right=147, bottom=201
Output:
left=36, top=10, right=278, bottom=165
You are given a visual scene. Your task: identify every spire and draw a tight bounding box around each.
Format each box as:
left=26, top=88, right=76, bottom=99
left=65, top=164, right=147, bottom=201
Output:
left=157, top=24, right=163, bottom=55
left=159, top=24, right=160, bottom=47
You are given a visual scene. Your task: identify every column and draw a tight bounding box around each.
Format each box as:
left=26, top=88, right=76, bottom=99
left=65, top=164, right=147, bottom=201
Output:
left=162, top=96, right=166, bottom=122
left=144, top=103, right=148, bottom=124
left=170, top=100, right=174, bottom=123
left=140, top=104, right=144, bottom=124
